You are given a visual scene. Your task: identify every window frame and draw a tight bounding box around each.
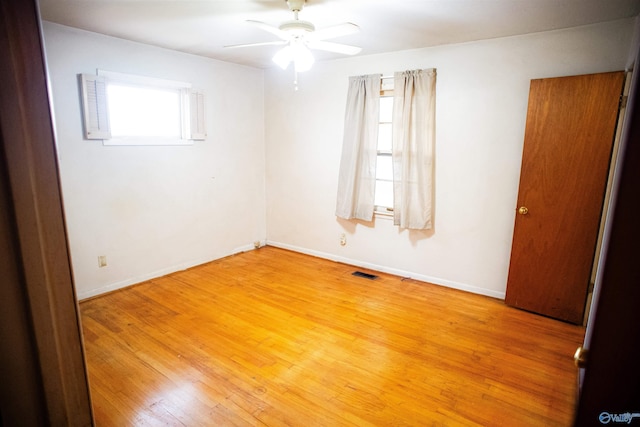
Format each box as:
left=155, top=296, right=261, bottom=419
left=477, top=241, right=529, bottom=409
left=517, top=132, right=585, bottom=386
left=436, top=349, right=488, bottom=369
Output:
left=374, top=79, right=394, bottom=216
left=79, top=70, right=206, bottom=146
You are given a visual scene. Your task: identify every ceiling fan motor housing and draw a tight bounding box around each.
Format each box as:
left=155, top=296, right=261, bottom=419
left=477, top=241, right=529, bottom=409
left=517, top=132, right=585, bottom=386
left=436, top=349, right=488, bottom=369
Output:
left=279, top=20, right=315, bottom=36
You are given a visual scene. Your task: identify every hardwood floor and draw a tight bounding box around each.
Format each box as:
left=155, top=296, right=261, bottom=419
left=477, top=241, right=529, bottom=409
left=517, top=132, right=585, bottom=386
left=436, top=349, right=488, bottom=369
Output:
left=80, top=246, right=585, bottom=426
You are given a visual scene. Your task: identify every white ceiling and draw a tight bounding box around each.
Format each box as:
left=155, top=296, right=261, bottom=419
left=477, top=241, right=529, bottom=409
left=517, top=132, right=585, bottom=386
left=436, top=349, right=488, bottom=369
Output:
left=39, top=0, right=640, bottom=69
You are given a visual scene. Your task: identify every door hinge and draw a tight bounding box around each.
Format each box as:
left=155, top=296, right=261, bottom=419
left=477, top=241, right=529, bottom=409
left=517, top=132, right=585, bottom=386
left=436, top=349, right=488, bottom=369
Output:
left=620, top=95, right=628, bottom=109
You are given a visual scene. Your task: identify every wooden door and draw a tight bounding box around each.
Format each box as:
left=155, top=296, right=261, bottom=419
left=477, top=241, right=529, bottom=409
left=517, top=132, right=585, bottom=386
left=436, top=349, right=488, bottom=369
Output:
left=505, top=71, right=625, bottom=324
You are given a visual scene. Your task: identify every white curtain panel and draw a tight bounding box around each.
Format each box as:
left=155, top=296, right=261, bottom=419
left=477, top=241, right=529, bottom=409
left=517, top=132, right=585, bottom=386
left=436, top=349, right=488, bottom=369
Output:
left=392, top=69, right=437, bottom=230
left=335, top=74, right=381, bottom=221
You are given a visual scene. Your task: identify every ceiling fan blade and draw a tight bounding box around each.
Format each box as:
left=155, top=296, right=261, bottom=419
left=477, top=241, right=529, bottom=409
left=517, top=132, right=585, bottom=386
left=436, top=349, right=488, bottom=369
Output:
left=308, top=23, right=359, bottom=41
left=307, top=40, right=362, bottom=55
left=246, top=20, right=288, bottom=40
left=224, top=40, right=287, bottom=49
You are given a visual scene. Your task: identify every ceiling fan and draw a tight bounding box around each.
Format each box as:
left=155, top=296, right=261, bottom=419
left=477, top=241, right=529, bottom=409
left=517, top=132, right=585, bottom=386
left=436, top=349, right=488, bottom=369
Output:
left=225, top=0, right=362, bottom=72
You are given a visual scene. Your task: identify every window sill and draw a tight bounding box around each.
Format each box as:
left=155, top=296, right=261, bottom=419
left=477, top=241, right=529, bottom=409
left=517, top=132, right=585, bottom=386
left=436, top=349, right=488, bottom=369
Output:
left=374, top=209, right=394, bottom=219
left=102, top=137, right=194, bottom=146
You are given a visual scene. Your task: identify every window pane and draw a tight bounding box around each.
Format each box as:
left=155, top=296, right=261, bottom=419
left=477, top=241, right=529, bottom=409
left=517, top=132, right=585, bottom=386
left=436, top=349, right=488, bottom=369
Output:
left=381, top=78, right=394, bottom=92
left=375, top=180, right=393, bottom=208
left=376, top=155, right=393, bottom=180
left=107, top=84, right=182, bottom=138
left=378, top=123, right=392, bottom=151
left=377, top=95, right=394, bottom=211
left=380, top=97, right=393, bottom=123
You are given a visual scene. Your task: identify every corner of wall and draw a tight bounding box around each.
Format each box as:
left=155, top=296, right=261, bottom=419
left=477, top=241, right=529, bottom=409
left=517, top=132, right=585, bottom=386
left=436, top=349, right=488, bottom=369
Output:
left=626, top=15, right=640, bottom=70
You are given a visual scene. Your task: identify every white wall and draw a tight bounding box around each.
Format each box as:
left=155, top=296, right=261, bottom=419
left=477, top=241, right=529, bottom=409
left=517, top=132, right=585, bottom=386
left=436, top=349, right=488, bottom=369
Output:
left=42, top=19, right=635, bottom=301
left=264, top=19, right=635, bottom=298
left=43, top=22, right=266, bottom=299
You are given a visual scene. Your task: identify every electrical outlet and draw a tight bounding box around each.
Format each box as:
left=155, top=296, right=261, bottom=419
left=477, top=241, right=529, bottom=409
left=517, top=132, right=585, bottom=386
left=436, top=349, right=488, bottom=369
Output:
left=340, top=233, right=347, bottom=246
left=98, top=255, right=107, bottom=268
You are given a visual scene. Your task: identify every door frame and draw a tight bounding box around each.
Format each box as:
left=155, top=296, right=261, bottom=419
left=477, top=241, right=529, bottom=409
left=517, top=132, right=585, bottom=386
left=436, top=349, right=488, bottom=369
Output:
left=574, top=42, right=640, bottom=422
left=0, top=0, right=93, bottom=424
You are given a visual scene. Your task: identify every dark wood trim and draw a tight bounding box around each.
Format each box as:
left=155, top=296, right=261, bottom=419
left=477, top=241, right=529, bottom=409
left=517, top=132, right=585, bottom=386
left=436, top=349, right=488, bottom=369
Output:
left=0, top=116, right=49, bottom=425
left=574, top=58, right=640, bottom=425
left=0, top=0, right=93, bottom=425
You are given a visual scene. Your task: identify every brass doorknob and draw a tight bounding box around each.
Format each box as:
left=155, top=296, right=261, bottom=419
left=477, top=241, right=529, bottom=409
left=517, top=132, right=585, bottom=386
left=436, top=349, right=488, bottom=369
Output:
left=518, top=206, right=529, bottom=215
left=574, top=346, right=588, bottom=368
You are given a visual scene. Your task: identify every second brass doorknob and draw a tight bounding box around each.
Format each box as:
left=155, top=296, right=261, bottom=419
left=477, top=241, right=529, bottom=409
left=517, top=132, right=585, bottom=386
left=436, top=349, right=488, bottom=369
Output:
left=518, top=206, right=529, bottom=215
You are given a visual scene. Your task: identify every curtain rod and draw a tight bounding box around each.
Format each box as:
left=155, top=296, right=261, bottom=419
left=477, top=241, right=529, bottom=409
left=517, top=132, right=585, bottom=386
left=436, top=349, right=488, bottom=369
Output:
left=381, top=69, right=437, bottom=79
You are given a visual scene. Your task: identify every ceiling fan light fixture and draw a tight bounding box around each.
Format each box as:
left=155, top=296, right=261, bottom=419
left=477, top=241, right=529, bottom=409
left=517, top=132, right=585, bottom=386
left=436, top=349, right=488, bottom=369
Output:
left=228, top=0, right=360, bottom=79
left=273, top=45, right=293, bottom=70
left=272, top=41, right=314, bottom=72
left=293, top=43, right=314, bottom=72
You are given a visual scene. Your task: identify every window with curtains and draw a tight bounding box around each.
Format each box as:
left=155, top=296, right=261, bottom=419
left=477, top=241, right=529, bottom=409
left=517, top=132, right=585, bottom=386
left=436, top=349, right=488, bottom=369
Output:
left=336, top=69, right=436, bottom=230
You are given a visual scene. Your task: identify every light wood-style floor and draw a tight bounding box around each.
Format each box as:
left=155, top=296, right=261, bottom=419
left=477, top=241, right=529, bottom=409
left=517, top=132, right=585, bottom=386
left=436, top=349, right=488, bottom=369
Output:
left=80, top=246, right=585, bottom=426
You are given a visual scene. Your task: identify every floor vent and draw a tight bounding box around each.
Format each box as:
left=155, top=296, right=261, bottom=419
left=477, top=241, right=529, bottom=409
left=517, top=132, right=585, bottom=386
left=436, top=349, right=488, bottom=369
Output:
left=352, top=271, right=379, bottom=280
